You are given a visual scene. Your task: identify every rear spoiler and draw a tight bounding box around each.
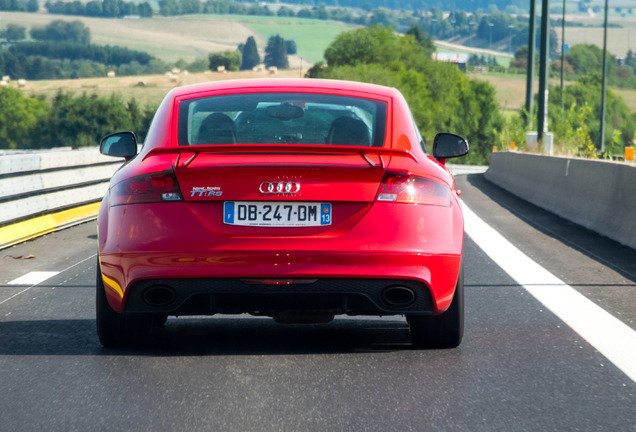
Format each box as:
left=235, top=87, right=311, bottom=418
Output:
left=143, top=144, right=418, bottom=168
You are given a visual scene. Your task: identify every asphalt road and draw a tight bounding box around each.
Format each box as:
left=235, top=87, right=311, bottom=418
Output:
left=0, top=173, right=634, bottom=432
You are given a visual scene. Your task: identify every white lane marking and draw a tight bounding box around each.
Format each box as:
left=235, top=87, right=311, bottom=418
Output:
left=462, top=200, right=636, bottom=383
left=1, top=254, right=96, bottom=307
left=8, top=271, right=59, bottom=286
left=1, top=271, right=60, bottom=307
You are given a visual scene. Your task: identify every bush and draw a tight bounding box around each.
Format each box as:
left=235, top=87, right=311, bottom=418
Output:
left=208, top=50, right=241, bottom=72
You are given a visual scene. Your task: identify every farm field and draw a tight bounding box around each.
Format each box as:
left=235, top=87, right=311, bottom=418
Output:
left=18, top=69, right=306, bottom=108
left=468, top=71, right=636, bottom=114
left=0, top=12, right=350, bottom=63
left=560, top=15, right=636, bottom=57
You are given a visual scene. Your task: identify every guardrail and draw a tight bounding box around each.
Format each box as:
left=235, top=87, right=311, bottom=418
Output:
left=0, top=148, right=122, bottom=249
left=485, top=152, right=636, bottom=251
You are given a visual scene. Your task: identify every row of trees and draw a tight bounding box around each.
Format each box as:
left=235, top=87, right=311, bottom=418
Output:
left=10, top=42, right=153, bottom=66
left=0, top=0, right=38, bottom=12
left=45, top=0, right=153, bottom=18
left=1, top=19, right=92, bottom=45
left=0, top=20, right=169, bottom=80
left=0, top=87, right=153, bottom=149
left=209, top=35, right=292, bottom=72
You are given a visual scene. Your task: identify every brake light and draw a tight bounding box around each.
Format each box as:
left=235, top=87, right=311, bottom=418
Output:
left=110, top=172, right=183, bottom=205
left=377, top=172, right=451, bottom=206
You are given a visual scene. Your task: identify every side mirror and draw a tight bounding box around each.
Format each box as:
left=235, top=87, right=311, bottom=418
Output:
left=432, top=133, right=469, bottom=161
left=100, top=131, right=137, bottom=159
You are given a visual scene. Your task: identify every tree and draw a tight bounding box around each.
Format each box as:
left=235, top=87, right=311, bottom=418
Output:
left=0, top=87, right=47, bottom=149
left=548, top=75, right=635, bottom=155
left=277, top=6, right=294, bottom=17
left=1, top=24, right=27, bottom=43
left=285, top=39, right=298, bottom=55
left=405, top=25, right=435, bottom=54
left=324, top=25, right=435, bottom=68
left=26, top=0, right=38, bottom=12
left=264, top=34, right=289, bottom=69
left=239, top=36, right=260, bottom=71
left=565, top=44, right=615, bottom=77
left=313, top=25, right=504, bottom=165
left=158, top=0, right=179, bottom=16
left=137, top=2, right=153, bottom=17
left=102, top=0, right=119, bottom=17
left=85, top=1, right=102, bottom=16
left=34, top=92, right=136, bottom=148
left=180, top=0, right=201, bottom=14
left=30, top=20, right=91, bottom=44
left=208, top=50, right=241, bottom=71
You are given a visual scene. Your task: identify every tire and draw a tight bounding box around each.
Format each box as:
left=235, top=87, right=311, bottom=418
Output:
left=96, top=258, right=150, bottom=347
left=408, top=264, right=464, bottom=349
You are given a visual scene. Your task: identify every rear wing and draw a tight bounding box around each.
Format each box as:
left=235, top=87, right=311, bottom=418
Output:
left=143, top=144, right=418, bottom=168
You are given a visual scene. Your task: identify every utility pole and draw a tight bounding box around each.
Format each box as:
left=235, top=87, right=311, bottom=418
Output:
left=560, top=0, right=566, bottom=116
left=537, top=0, right=550, bottom=142
left=599, top=0, right=609, bottom=152
left=525, top=0, right=537, bottom=127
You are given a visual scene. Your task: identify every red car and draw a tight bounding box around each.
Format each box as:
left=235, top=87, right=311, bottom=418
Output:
left=97, top=78, right=469, bottom=348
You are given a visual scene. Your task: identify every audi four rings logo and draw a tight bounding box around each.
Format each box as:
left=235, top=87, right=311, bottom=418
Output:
left=259, top=181, right=301, bottom=194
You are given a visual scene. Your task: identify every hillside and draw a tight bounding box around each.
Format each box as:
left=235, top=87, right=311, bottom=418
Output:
left=0, top=12, right=353, bottom=63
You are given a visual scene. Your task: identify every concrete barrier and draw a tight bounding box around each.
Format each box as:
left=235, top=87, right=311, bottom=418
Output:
left=0, top=148, right=122, bottom=249
left=485, top=152, right=636, bottom=250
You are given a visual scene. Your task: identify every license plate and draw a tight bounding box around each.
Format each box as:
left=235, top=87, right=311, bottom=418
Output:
left=224, top=202, right=332, bottom=227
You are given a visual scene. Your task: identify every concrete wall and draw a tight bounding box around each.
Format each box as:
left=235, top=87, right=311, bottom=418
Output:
left=486, top=152, right=636, bottom=250
left=0, top=148, right=122, bottom=249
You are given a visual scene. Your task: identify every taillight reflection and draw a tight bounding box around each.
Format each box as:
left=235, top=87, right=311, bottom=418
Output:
left=377, top=173, right=451, bottom=206
left=110, top=172, right=183, bottom=205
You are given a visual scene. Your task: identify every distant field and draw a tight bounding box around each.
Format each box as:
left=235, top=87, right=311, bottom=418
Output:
left=0, top=12, right=348, bottom=63
left=468, top=72, right=532, bottom=113
left=18, top=69, right=306, bottom=108
left=470, top=71, right=636, bottom=114
left=558, top=14, right=636, bottom=57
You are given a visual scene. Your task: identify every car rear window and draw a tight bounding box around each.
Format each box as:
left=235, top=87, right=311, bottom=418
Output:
left=177, top=92, right=387, bottom=147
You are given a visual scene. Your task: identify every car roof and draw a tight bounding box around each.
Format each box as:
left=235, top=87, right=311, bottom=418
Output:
left=172, top=78, right=400, bottom=100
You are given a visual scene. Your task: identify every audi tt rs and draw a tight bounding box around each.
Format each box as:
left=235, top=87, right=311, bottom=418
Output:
left=97, top=78, right=469, bottom=348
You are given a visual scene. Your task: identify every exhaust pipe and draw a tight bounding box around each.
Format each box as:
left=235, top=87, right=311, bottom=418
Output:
left=381, top=285, right=416, bottom=307
left=142, top=285, right=176, bottom=307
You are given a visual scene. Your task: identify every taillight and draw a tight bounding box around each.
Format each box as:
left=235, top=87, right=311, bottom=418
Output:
left=110, top=172, right=183, bottom=205
left=377, top=172, right=451, bottom=206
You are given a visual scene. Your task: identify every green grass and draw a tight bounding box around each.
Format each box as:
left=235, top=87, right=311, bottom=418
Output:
left=240, top=17, right=354, bottom=63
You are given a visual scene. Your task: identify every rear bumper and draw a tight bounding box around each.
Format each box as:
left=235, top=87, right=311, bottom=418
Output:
left=99, top=251, right=461, bottom=315
left=123, top=277, right=434, bottom=316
